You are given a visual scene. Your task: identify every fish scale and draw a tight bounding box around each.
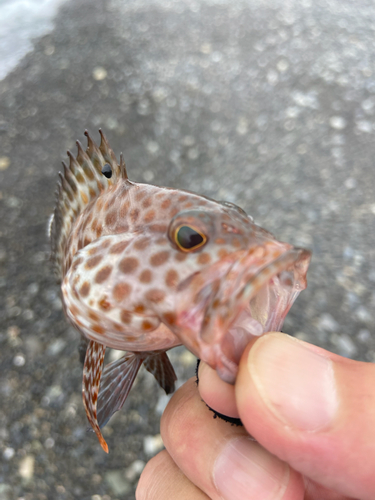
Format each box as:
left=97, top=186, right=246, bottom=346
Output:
left=51, top=129, right=311, bottom=452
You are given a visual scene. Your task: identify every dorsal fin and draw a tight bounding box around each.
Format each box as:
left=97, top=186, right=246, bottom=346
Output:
left=50, top=129, right=128, bottom=279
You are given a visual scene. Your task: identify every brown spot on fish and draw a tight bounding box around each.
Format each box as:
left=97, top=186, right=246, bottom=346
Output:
left=215, top=238, right=225, bottom=245
left=142, top=320, right=154, bottom=331
left=155, top=236, right=167, bottom=245
left=70, top=304, right=79, bottom=317
left=104, top=196, right=116, bottom=211
left=161, top=198, right=172, bottom=210
left=144, top=210, right=156, bottom=223
left=86, top=255, right=102, bottom=269
left=96, top=225, right=103, bottom=237
left=165, top=269, right=179, bottom=288
left=150, top=250, right=170, bottom=267
left=99, top=296, right=111, bottom=310
left=92, top=324, right=105, bottom=335
left=85, top=212, right=93, bottom=227
left=120, top=310, right=131, bottom=324
left=175, top=252, right=187, bottom=262
left=110, top=240, right=130, bottom=254
left=212, top=298, right=220, bottom=309
left=135, top=190, right=146, bottom=201
left=95, top=266, right=112, bottom=284
left=178, top=195, right=188, bottom=203
left=71, top=257, right=83, bottom=271
left=134, top=237, right=150, bottom=251
left=114, top=322, right=124, bottom=332
left=81, top=191, right=88, bottom=204
left=145, top=289, right=165, bottom=303
left=134, top=304, right=145, bottom=314
left=120, top=200, right=130, bottom=218
left=83, top=236, right=91, bottom=248
left=113, top=282, right=132, bottom=302
left=88, top=240, right=109, bottom=255
left=139, top=269, right=153, bottom=283
left=105, top=211, right=117, bottom=226
left=218, top=248, right=229, bottom=259
left=130, top=208, right=140, bottom=223
left=80, top=282, right=91, bottom=297
left=142, top=197, right=152, bottom=208
left=96, top=197, right=104, bottom=211
left=115, top=222, right=129, bottom=234
left=119, top=257, right=139, bottom=274
left=197, top=252, right=211, bottom=265
left=88, top=311, right=100, bottom=322
left=149, top=223, right=168, bottom=233
left=163, top=311, right=176, bottom=326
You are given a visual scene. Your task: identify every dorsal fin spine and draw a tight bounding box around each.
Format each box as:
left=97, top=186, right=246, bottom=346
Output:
left=50, top=130, right=128, bottom=279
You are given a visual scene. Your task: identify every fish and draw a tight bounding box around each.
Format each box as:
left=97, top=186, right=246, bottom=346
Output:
left=50, top=129, right=311, bottom=452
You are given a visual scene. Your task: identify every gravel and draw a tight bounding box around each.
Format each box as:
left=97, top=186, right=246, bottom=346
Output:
left=1, top=0, right=375, bottom=497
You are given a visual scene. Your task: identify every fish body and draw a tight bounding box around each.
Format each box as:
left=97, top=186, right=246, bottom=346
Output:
left=50, top=130, right=311, bottom=452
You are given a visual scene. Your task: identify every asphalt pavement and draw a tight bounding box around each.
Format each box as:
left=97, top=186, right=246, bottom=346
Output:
left=1, top=0, right=375, bottom=498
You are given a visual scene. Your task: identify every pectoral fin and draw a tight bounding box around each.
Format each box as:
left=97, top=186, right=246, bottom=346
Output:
left=83, top=348, right=176, bottom=453
left=144, top=351, right=177, bottom=394
left=96, top=352, right=143, bottom=430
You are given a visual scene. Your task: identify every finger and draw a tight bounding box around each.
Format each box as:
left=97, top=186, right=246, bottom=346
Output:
left=198, top=361, right=352, bottom=500
left=161, top=377, right=305, bottom=500
left=136, top=449, right=210, bottom=500
left=198, top=361, right=239, bottom=418
left=235, top=332, right=375, bottom=500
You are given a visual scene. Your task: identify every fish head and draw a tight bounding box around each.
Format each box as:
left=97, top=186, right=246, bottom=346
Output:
left=53, top=130, right=310, bottom=385
left=164, top=201, right=311, bottom=384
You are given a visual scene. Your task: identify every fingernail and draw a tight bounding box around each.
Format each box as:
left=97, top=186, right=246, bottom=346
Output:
left=214, top=437, right=289, bottom=500
left=249, top=333, right=338, bottom=431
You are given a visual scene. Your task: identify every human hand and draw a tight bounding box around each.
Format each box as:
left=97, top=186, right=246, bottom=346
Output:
left=136, top=332, right=375, bottom=500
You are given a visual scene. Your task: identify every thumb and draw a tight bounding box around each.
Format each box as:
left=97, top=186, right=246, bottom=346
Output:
left=235, top=332, right=375, bottom=500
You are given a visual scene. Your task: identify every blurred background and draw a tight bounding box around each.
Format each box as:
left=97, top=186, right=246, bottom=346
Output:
left=1, top=0, right=375, bottom=498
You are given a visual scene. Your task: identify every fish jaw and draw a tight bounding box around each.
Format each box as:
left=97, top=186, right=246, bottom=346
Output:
left=175, top=243, right=311, bottom=384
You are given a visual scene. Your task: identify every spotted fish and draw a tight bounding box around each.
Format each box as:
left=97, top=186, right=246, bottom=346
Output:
left=50, top=130, right=311, bottom=452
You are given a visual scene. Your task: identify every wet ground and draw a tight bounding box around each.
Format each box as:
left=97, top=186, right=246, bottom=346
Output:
left=1, top=0, right=375, bottom=498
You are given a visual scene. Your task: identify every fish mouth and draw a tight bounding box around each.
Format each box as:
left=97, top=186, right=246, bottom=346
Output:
left=175, top=244, right=311, bottom=384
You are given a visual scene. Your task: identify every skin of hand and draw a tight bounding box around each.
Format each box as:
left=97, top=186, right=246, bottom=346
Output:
left=136, top=332, right=375, bottom=500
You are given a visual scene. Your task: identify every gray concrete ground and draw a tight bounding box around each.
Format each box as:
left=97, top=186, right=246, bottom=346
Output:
left=1, top=0, right=375, bottom=498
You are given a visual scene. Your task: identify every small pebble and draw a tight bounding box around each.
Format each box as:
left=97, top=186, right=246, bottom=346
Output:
left=105, top=471, right=131, bottom=495
left=13, top=355, right=25, bottom=367
left=92, top=67, right=107, bottom=81
left=0, top=157, right=10, bottom=171
left=124, top=460, right=145, bottom=481
left=142, top=170, right=154, bottom=182
left=3, top=447, right=15, bottom=460
left=143, top=434, right=164, bottom=457
left=317, top=313, right=339, bottom=332
left=329, top=116, right=347, bottom=130
left=19, top=455, right=34, bottom=479
left=44, top=438, right=55, bottom=449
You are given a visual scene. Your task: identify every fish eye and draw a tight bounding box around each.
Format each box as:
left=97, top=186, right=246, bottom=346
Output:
left=101, top=163, right=112, bottom=178
left=174, top=225, right=207, bottom=252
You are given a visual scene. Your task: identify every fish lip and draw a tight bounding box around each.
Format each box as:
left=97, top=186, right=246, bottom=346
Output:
left=175, top=245, right=311, bottom=383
